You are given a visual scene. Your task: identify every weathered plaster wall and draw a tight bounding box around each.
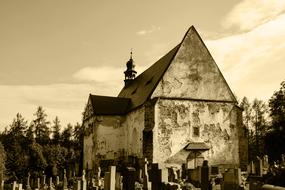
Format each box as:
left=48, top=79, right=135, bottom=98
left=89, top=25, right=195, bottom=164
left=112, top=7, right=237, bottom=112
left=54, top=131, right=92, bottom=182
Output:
left=83, top=115, right=125, bottom=169
left=83, top=107, right=145, bottom=170
left=123, top=107, right=145, bottom=157
left=153, top=99, right=243, bottom=168
left=151, top=27, right=235, bottom=102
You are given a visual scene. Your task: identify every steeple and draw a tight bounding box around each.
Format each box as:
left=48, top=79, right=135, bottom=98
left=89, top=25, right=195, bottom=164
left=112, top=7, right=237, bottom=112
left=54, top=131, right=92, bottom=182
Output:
left=124, top=51, right=137, bottom=86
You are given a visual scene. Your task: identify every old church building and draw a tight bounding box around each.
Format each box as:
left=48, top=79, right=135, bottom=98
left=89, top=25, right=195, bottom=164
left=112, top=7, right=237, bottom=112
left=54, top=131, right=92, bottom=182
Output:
left=82, top=26, right=248, bottom=174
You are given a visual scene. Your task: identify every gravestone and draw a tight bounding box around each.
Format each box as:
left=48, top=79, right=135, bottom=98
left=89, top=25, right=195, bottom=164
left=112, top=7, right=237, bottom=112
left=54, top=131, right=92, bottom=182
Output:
left=48, top=177, right=54, bottom=190
left=63, top=169, right=68, bottom=190
left=56, top=176, right=60, bottom=186
left=115, top=172, right=122, bottom=190
left=256, top=157, right=263, bottom=177
left=12, top=181, right=17, bottom=190
left=37, top=178, right=41, bottom=190
left=0, top=180, right=3, bottom=190
left=201, top=160, right=210, bottom=190
left=143, top=158, right=151, bottom=190
left=104, top=172, right=111, bottom=190
left=222, top=168, right=241, bottom=190
left=26, top=172, right=31, bottom=190
left=74, top=180, right=80, bottom=190
left=123, top=167, right=136, bottom=190
left=161, top=168, right=168, bottom=183
left=149, top=164, right=161, bottom=190
left=18, top=184, right=22, bottom=190
left=82, top=172, right=87, bottom=190
left=110, top=166, right=116, bottom=190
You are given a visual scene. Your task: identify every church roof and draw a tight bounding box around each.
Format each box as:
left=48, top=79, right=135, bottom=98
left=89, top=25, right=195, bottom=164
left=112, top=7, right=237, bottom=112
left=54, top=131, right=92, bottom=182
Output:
left=89, top=94, right=131, bottom=115
left=118, top=43, right=181, bottom=110
left=88, top=25, right=237, bottom=116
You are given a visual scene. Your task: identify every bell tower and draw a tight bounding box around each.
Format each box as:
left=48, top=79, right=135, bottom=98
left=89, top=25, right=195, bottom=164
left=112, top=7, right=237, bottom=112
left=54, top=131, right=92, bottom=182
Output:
left=124, top=51, right=137, bottom=86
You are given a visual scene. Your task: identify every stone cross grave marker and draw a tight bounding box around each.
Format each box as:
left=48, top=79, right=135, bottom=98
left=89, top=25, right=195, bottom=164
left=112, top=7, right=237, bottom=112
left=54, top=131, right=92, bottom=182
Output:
left=63, top=169, right=68, bottom=190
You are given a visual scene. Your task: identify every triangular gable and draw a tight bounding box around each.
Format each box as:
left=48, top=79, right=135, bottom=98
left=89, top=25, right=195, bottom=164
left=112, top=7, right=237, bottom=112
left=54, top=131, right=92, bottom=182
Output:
left=151, top=26, right=237, bottom=102
left=83, top=96, right=94, bottom=121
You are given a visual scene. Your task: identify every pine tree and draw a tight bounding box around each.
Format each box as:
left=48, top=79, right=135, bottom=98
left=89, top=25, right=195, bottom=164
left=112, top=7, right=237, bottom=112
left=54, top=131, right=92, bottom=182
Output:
left=52, top=116, right=61, bottom=145
left=32, top=106, right=50, bottom=145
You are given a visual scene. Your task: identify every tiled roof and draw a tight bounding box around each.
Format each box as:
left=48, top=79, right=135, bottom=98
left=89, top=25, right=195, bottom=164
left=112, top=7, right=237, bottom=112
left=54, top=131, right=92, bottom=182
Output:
left=184, top=142, right=210, bottom=150
left=118, top=43, right=181, bottom=110
left=89, top=94, right=131, bottom=115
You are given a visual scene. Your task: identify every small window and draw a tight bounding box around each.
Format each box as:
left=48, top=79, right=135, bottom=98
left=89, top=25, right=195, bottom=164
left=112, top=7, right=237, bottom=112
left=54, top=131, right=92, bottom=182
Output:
left=193, top=126, right=200, bottom=137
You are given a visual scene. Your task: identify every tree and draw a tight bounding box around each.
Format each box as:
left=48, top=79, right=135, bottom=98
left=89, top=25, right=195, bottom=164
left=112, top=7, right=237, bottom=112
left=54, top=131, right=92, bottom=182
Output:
left=61, top=123, right=73, bottom=148
left=0, top=142, right=6, bottom=180
left=252, top=98, right=269, bottom=157
left=28, top=142, right=47, bottom=177
left=269, top=81, right=285, bottom=131
left=73, top=122, right=84, bottom=174
left=9, top=113, right=28, bottom=138
left=32, top=106, right=50, bottom=145
left=240, top=97, right=269, bottom=161
left=52, top=116, right=61, bottom=145
left=265, top=81, right=285, bottom=161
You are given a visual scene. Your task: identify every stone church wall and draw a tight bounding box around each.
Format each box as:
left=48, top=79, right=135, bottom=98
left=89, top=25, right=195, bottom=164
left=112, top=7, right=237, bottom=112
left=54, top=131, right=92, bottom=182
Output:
left=152, top=98, right=243, bottom=168
left=83, top=115, right=125, bottom=170
left=122, top=107, right=145, bottom=158
left=83, top=107, right=146, bottom=170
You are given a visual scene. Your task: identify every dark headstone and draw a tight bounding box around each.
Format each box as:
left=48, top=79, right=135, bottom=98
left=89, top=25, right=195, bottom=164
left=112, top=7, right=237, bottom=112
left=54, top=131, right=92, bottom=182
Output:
left=201, top=160, right=210, bottom=190
left=122, top=167, right=136, bottom=190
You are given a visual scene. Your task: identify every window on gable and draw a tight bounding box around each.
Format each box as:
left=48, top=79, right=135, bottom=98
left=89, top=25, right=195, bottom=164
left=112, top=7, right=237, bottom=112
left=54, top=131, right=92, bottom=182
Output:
left=193, top=126, right=200, bottom=137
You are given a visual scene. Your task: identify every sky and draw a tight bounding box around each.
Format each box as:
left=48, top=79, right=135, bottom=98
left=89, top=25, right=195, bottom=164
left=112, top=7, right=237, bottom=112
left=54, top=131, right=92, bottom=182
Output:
left=0, top=0, right=285, bottom=130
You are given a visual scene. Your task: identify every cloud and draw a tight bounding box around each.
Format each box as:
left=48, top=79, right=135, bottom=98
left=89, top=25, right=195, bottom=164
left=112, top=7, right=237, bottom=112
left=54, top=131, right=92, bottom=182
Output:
left=223, top=0, right=285, bottom=31
left=0, top=83, right=124, bottom=130
left=206, top=13, right=285, bottom=101
left=136, top=26, right=161, bottom=36
left=73, top=65, right=148, bottom=82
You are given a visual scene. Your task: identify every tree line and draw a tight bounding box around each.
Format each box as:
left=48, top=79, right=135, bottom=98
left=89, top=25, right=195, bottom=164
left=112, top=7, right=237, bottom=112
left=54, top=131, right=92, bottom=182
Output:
left=0, top=106, right=84, bottom=182
left=240, top=81, right=285, bottom=163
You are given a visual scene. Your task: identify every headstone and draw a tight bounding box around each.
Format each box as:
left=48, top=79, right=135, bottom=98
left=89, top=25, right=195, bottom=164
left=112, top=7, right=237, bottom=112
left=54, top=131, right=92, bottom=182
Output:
left=0, top=180, right=4, bottom=190
left=26, top=172, right=31, bottom=190
left=104, top=172, right=111, bottom=190
left=115, top=173, right=122, bottom=190
left=143, top=158, right=151, bottom=190
left=110, top=166, right=116, bottom=190
left=48, top=177, right=54, bottom=190
left=12, top=181, right=17, bottom=190
left=74, top=180, right=81, bottom=190
left=37, top=178, right=41, bottom=190
left=256, top=158, right=263, bottom=177
left=63, top=169, right=68, bottom=190
left=0, top=179, right=4, bottom=190
left=161, top=168, right=168, bottom=183
left=18, top=184, right=22, bottom=190
left=201, top=160, right=210, bottom=190
left=81, top=170, right=87, bottom=190
left=149, top=164, right=161, bottom=190
left=56, top=176, right=60, bottom=186
left=123, top=167, right=136, bottom=190
left=222, top=168, right=241, bottom=190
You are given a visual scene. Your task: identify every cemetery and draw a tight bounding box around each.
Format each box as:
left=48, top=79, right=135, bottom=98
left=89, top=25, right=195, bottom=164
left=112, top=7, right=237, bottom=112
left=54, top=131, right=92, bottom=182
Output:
left=1, top=154, right=285, bottom=190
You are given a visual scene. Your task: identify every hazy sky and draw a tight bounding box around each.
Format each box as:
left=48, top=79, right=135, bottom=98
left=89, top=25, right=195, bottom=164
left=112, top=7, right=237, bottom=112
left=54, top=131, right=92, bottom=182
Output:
left=0, top=0, right=285, bottom=130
